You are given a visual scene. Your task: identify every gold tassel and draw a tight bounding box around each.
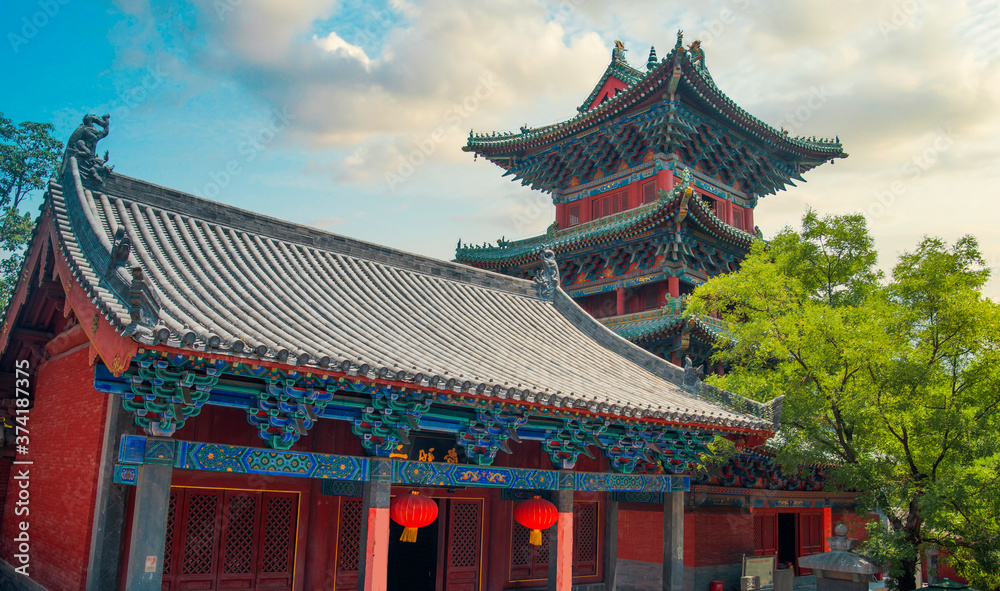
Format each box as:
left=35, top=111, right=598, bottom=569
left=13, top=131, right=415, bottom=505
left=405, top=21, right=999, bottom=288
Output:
left=529, top=529, right=542, bottom=546
left=400, top=527, right=418, bottom=543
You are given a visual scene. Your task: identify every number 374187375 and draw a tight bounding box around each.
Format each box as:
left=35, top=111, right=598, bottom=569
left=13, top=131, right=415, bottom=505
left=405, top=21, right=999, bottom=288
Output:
left=12, top=360, right=30, bottom=452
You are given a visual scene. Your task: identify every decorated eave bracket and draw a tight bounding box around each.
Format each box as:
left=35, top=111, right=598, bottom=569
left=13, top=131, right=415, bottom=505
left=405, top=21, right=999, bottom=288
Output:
left=247, top=378, right=335, bottom=450
left=102, top=352, right=731, bottom=471
left=122, top=359, right=219, bottom=437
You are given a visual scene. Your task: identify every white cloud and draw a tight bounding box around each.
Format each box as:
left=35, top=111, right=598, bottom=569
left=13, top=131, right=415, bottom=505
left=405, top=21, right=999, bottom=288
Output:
left=307, top=216, right=345, bottom=229
left=314, top=31, right=372, bottom=69
left=98, top=0, right=1000, bottom=298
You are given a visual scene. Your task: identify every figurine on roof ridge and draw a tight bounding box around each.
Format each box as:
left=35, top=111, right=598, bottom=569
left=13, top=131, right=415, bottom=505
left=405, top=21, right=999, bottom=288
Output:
left=62, top=113, right=114, bottom=185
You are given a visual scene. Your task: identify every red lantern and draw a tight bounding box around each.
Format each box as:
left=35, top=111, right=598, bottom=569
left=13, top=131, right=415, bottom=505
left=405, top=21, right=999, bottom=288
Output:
left=390, top=491, right=438, bottom=542
left=514, top=496, right=558, bottom=546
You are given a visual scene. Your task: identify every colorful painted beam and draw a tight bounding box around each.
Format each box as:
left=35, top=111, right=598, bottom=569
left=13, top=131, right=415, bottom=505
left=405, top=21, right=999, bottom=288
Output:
left=115, top=435, right=690, bottom=492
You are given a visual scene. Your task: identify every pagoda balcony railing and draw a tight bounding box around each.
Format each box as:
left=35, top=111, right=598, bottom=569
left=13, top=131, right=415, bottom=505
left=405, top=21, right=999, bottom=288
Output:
left=597, top=296, right=727, bottom=331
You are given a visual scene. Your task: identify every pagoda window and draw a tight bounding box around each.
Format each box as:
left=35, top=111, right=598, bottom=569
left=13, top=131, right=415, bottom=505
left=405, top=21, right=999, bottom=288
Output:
left=644, top=285, right=660, bottom=310
left=679, top=280, right=695, bottom=296
left=568, top=205, right=581, bottom=227
left=591, top=190, right=627, bottom=220
left=642, top=180, right=657, bottom=204
left=731, top=204, right=744, bottom=231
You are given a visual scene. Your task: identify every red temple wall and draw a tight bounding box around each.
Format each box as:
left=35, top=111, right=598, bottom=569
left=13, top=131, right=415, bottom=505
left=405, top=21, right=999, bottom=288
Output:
left=690, top=507, right=754, bottom=567
left=0, top=346, right=108, bottom=591
left=831, top=509, right=876, bottom=543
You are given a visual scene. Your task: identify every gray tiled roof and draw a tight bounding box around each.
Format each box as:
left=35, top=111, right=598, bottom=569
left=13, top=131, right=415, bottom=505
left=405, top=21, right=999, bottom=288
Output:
left=48, top=156, right=777, bottom=432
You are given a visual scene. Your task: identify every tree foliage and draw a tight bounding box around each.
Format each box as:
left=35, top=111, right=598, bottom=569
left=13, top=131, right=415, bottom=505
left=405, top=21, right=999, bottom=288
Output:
left=0, top=113, right=63, bottom=305
left=688, top=211, right=1000, bottom=591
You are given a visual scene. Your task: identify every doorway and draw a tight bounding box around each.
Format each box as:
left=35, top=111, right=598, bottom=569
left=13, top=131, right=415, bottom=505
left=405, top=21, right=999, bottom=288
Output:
left=777, top=513, right=797, bottom=570
left=387, top=498, right=440, bottom=591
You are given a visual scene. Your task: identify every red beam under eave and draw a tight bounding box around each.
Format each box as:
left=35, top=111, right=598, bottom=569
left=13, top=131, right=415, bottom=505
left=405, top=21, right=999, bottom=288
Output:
left=143, top=344, right=775, bottom=439
left=49, top=226, right=137, bottom=376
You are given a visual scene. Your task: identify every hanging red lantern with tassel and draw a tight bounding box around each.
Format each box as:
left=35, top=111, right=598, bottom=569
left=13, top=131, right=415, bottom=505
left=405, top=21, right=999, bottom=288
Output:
left=514, top=496, right=558, bottom=546
left=390, top=491, right=438, bottom=542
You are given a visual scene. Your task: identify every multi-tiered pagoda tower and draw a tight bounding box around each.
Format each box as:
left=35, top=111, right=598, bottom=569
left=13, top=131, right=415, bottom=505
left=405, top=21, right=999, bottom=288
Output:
left=457, top=33, right=846, bottom=366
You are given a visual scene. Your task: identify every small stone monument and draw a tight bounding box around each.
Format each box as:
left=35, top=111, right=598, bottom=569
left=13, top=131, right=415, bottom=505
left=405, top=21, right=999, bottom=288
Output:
left=798, top=524, right=882, bottom=591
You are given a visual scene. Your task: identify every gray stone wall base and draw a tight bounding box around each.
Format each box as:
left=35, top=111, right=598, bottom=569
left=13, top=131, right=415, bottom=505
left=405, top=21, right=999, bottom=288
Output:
left=617, top=559, right=744, bottom=591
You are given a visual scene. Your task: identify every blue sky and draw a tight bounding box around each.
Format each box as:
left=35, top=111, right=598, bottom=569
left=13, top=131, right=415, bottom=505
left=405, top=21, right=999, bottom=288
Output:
left=4, top=0, right=1000, bottom=296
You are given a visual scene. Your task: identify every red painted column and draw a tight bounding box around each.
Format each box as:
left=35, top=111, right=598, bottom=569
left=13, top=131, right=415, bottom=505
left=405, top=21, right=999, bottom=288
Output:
left=667, top=276, right=679, bottom=299
left=548, top=476, right=575, bottom=591
left=659, top=166, right=674, bottom=191
left=823, top=507, right=833, bottom=552
left=358, top=458, right=392, bottom=591
left=616, top=287, right=625, bottom=316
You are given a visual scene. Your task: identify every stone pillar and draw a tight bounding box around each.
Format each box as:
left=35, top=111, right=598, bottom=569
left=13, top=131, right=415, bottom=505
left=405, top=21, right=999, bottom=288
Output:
left=548, top=473, right=575, bottom=591
left=616, top=288, right=625, bottom=316
left=662, top=491, right=684, bottom=591
left=86, top=395, right=134, bottom=590
left=604, top=496, right=619, bottom=591
left=358, top=458, right=392, bottom=591
left=667, top=276, right=680, bottom=299
left=123, top=446, right=173, bottom=591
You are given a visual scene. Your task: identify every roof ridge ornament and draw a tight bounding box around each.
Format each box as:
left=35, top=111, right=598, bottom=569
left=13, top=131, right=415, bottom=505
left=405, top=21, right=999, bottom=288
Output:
left=534, top=249, right=560, bottom=301
left=647, top=45, right=658, bottom=71
left=681, top=355, right=706, bottom=391
left=612, top=39, right=627, bottom=63
left=687, top=39, right=706, bottom=69
left=61, top=114, right=114, bottom=186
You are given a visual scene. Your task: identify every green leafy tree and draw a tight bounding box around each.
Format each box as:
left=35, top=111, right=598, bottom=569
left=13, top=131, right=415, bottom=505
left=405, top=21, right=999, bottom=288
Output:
left=688, top=211, right=1000, bottom=591
left=0, top=113, right=63, bottom=305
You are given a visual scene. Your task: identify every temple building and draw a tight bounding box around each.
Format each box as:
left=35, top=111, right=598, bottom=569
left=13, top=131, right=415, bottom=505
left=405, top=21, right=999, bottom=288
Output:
left=455, top=34, right=867, bottom=588
left=0, top=35, right=869, bottom=591
left=457, top=33, right=846, bottom=366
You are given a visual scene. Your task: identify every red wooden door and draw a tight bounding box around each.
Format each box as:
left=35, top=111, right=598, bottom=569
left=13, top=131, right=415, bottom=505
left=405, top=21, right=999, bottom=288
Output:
left=753, top=513, right=778, bottom=557
left=334, top=498, right=363, bottom=591
left=217, top=491, right=263, bottom=589
left=255, top=492, right=297, bottom=590
left=798, top=513, right=824, bottom=574
left=174, top=489, right=224, bottom=590
left=509, top=519, right=550, bottom=582
left=160, top=488, right=297, bottom=591
left=572, top=502, right=599, bottom=577
left=443, top=499, right=483, bottom=591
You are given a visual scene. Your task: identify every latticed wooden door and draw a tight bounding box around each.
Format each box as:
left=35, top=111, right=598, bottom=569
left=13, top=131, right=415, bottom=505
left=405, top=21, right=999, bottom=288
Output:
left=797, top=513, right=824, bottom=574
left=509, top=501, right=601, bottom=583
left=334, top=498, right=363, bottom=591
left=159, top=488, right=297, bottom=591
left=753, top=513, right=778, bottom=557
left=509, top=517, right=550, bottom=581
left=443, top=499, right=483, bottom=591
left=572, top=501, right=599, bottom=577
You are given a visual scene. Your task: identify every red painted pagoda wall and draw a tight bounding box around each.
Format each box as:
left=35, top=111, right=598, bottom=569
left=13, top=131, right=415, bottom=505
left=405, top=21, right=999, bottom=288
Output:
left=0, top=345, right=108, bottom=591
